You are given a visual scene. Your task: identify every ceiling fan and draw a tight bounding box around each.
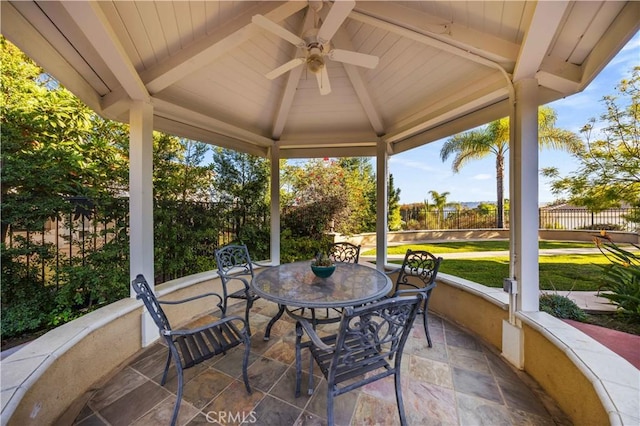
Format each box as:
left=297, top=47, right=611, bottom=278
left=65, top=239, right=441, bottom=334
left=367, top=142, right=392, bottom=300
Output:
left=252, top=0, right=379, bottom=95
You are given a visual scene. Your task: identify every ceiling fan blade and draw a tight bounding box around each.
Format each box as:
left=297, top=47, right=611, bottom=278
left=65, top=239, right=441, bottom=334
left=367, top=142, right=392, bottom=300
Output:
left=252, top=14, right=306, bottom=47
left=317, top=0, right=355, bottom=43
left=316, top=67, right=332, bottom=95
left=265, top=58, right=306, bottom=80
left=328, top=49, right=379, bottom=69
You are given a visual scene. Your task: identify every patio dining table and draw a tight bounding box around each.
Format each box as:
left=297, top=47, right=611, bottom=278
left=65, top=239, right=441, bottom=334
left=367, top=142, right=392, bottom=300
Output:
left=252, top=260, right=392, bottom=339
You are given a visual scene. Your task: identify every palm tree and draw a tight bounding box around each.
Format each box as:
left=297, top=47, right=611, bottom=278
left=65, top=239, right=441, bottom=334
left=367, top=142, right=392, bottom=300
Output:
left=439, top=106, right=582, bottom=228
left=428, top=190, right=450, bottom=229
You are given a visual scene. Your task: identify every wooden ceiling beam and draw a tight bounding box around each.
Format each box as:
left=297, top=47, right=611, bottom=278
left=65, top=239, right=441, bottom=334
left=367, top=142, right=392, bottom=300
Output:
left=512, top=1, right=570, bottom=82
left=271, top=6, right=315, bottom=140
left=1, top=2, right=103, bottom=112
left=60, top=1, right=149, bottom=102
left=353, top=2, right=520, bottom=66
left=331, top=28, right=385, bottom=136
left=152, top=98, right=274, bottom=148
left=141, top=1, right=306, bottom=94
left=384, top=77, right=508, bottom=143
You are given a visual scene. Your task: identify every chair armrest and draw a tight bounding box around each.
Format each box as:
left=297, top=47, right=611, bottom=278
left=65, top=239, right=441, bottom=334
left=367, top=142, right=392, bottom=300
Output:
left=297, top=318, right=333, bottom=352
left=392, top=282, right=436, bottom=298
left=164, top=315, right=248, bottom=337
left=158, top=292, right=224, bottom=306
left=220, top=274, right=251, bottom=288
left=219, top=274, right=252, bottom=294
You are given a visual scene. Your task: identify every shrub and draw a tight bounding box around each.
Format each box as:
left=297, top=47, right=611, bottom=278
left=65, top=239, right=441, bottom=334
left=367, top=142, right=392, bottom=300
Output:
left=594, top=232, right=640, bottom=323
left=539, top=293, right=587, bottom=321
left=580, top=223, right=624, bottom=231
left=1, top=245, right=54, bottom=338
left=280, top=229, right=331, bottom=263
left=405, top=219, right=421, bottom=230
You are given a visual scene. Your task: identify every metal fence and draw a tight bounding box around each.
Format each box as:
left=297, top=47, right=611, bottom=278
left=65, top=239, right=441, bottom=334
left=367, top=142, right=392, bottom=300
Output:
left=400, top=207, right=639, bottom=231
left=6, top=203, right=637, bottom=288
left=538, top=208, right=638, bottom=231
left=3, top=199, right=269, bottom=287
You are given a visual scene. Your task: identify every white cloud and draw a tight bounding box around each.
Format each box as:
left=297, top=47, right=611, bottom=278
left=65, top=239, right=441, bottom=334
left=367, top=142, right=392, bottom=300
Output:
left=472, top=174, right=492, bottom=180
left=389, top=157, right=438, bottom=172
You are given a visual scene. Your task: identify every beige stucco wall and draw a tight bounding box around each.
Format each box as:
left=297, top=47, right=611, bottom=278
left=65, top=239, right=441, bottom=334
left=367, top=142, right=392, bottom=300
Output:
left=0, top=271, right=230, bottom=426
left=2, top=267, right=637, bottom=425
left=516, top=311, right=638, bottom=425
left=342, top=229, right=639, bottom=245
left=1, top=298, right=141, bottom=425
left=409, top=272, right=637, bottom=426
left=429, top=275, right=508, bottom=349
left=521, top=323, right=608, bottom=425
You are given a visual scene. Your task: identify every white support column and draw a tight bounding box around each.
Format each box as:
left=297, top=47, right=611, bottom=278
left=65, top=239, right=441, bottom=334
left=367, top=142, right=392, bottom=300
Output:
left=512, top=78, right=540, bottom=312
left=503, top=77, right=540, bottom=368
left=129, top=100, right=156, bottom=347
left=270, top=143, right=281, bottom=265
left=375, top=139, right=388, bottom=271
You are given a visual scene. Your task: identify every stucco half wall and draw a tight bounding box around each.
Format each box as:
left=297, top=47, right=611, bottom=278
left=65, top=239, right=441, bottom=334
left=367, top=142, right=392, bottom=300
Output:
left=342, top=230, right=639, bottom=245
left=387, top=268, right=638, bottom=425
left=0, top=270, right=242, bottom=425
left=1, top=269, right=638, bottom=425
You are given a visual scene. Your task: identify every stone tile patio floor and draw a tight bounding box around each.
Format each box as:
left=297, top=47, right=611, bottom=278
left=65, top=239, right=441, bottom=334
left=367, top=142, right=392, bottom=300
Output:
left=70, top=298, right=572, bottom=425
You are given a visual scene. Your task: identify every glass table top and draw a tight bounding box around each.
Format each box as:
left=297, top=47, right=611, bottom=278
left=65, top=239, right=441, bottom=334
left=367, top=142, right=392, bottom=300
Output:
left=251, top=261, right=392, bottom=308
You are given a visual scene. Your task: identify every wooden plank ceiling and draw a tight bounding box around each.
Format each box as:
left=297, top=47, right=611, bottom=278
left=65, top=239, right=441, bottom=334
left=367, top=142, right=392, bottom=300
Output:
left=2, top=1, right=638, bottom=158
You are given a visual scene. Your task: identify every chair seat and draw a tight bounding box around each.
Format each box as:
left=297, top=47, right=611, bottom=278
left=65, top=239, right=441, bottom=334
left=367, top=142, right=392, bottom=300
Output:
left=306, top=334, right=391, bottom=386
left=295, top=295, right=423, bottom=425
left=228, top=287, right=259, bottom=301
left=215, top=244, right=265, bottom=336
left=132, top=274, right=251, bottom=426
left=173, top=321, right=245, bottom=368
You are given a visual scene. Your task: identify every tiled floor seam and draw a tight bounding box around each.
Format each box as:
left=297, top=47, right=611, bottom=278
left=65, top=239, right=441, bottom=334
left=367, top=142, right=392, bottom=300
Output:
left=69, top=302, right=567, bottom=425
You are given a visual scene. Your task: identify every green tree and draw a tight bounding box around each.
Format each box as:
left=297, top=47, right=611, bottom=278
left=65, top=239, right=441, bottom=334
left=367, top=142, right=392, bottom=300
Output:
left=428, top=190, right=450, bottom=229
left=388, top=174, right=402, bottom=231
left=1, top=37, right=130, bottom=336
left=2, top=38, right=238, bottom=336
left=336, top=157, right=376, bottom=234
left=152, top=136, right=213, bottom=202
left=1, top=37, right=126, bottom=243
left=210, top=148, right=270, bottom=256
left=281, top=158, right=348, bottom=237
left=440, top=106, right=582, bottom=228
left=543, top=66, right=640, bottom=224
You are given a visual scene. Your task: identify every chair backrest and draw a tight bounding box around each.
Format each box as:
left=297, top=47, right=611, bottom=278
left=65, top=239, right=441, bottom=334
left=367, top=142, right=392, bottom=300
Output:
left=215, top=244, right=255, bottom=279
left=395, top=249, right=442, bottom=292
left=331, top=294, right=424, bottom=374
left=329, top=242, right=361, bottom=264
left=131, top=274, right=172, bottom=333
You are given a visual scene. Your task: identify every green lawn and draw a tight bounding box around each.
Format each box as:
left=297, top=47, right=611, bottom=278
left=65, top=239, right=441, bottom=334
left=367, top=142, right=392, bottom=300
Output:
left=374, top=241, right=610, bottom=291
left=434, top=254, right=608, bottom=291
left=362, top=240, right=596, bottom=255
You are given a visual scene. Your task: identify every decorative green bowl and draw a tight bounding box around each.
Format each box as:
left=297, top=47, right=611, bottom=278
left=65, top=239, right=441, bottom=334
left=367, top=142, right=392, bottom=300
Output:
left=310, top=264, right=336, bottom=278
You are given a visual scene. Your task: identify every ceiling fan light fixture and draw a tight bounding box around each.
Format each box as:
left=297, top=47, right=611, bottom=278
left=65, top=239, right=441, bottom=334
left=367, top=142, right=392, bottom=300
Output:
left=306, top=46, right=325, bottom=74
left=307, top=53, right=324, bottom=73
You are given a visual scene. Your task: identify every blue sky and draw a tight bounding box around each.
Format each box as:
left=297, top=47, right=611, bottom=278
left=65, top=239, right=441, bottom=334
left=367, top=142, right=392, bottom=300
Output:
left=389, top=31, right=640, bottom=205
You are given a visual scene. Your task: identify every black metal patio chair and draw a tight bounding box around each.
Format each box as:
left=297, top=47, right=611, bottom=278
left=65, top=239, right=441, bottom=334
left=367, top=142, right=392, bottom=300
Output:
left=298, top=242, right=363, bottom=323
left=131, top=274, right=251, bottom=426
left=328, top=241, right=361, bottom=264
left=388, top=249, right=442, bottom=347
left=214, top=244, right=271, bottom=337
left=295, top=294, right=424, bottom=426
